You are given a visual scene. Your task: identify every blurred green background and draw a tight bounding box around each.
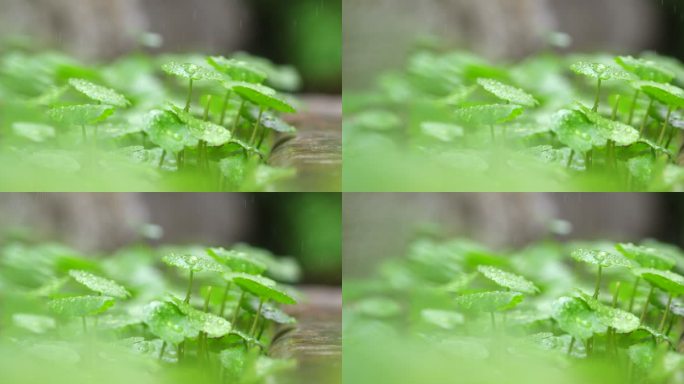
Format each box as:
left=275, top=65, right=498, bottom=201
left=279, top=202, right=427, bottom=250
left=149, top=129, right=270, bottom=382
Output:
left=0, top=193, right=341, bottom=285
left=0, top=0, right=341, bottom=93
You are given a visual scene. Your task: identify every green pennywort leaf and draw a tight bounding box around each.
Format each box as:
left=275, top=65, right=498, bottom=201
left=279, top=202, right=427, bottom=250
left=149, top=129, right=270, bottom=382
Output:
left=162, top=62, right=222, bottom=82
left=477, top=265, right=539, bottom=294
left=231, top=83, right=296, bottom=113
left=615, top=243, right=676, bottom=270
left=615, top=56, right=675, bottom=83
left=232, top=273, right=297, bottom=304
left=48, top=295, right=114, bottom=317
left=477, top=78, right=538, bottom=107
left=162, top=253, right=225, bottom=273
left=68, top=270, right=130, bottom=299
left=68, top=78, right=130, bottom=107
left=570, top=62, right=631, bottom=81
left=571, top=248, right=632, bottom=268
left=454, top=291, right=524, bottom=312
left=635, top=268, right=684, bottom=295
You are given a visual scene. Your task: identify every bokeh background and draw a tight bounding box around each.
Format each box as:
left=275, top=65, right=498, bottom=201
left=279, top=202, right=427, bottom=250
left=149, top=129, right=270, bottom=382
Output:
left=344, top=193, right=684, bottom=277
left=0, top=0, right=341, bottom=93
left=0, top=193, right=341, bottom=285
left=344, top=0, right=684, bottom=89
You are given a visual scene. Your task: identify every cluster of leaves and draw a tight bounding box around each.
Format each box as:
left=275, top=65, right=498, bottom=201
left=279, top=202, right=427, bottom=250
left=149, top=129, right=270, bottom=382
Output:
left=0, top=46, right=302, bottom=191
left=0, top=239, right=302, bottom=384
left=344, top=49, right=684, bottom=191
left=344, top=235, right=684, bottom=384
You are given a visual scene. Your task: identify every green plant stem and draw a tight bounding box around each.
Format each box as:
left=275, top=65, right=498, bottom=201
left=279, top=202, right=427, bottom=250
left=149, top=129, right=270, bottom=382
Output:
left=489, top=125, right=495, bottom=142
left=628, top=90, right=640, bottom=125
left=611, top=95, right=620, bottom=121
left=220, top=90, right=230, bottom=125
left=158, top=150, right=166, bottom=169
left=249, top=108, right=265, bottom=145
left=566, top=150, right=575, bottom=168
left=490, top=312, right=496, bottom=330
left=249, top=298, right=265, bottom=337
left=82, top=316, right=87, bottom=332
left=640, top=285, right=654, bottom=323
left=82, top=125, right=87, bottom=141
left=640, top=98, right=654, bottom=135
left=593, top=78, right=602, bottom=112
left=659, top=293, right=674, bottom=332
left=657, top=106, right=673, bottom=146
left=612, top=282, right=621, bottom=307
left=185, top=79, right=194, bottom=113
left=232, top=291, right=245, bottom=325
left=593, top=265, right=602, bottom=299
left=158, top=341, right=167, bottom=361
left=567, top=337, right=575, bottom=356
left=184, top=270, right=194, bottom=304
left=232, top=100, right=246, bottom=134
left=628, top=277, right=640, bottom=312
left=219, top=282, right=232, bottom=317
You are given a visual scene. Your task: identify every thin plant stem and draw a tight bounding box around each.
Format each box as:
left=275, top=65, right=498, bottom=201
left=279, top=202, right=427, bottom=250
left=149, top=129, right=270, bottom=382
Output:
left=628, top=90, right=640, bottom=125
left=612, top=282, right=621, bottom=307
left=611, top=95, right=620, bottom=120
left=204, top=286, right=213, bottom=312
left=232, top=291, right=245, bottom=325
left=82, top=316, right=87, bottom=333
left=158, top=150, right=166, bottom=169
left=567, top=337, right=575, bottom=356
left=490, top=312, right=496, bottom=330
left=220, top=90, right=231, bottom=125
left=640, top=98, right=654, bottom=135
left=657, top=106, right=673, bottom=145
left=249, top=108, right=264, bottom=145
left=593, top=265, right=602, bottom=299
left=640, top=285, right=654, bottom=323
left=82, top=125, right=87, bottom=141
left=659, top=293, right=674, bottom=332
left=249, top=298, right=265, bottom=336
left=566, top=150, right=575, bottom=168
left=593, top=78, right=602, bottom=112
left=628, top=277, right=640, bottom=312
left=232, top=100, right=246, bottom=134
left=158, top=341, right=167, bottom=361
left=219, top=282, right=232, bottom=317
left=185, top=270, right=194, bottom=304
left=185, top=79, right=194, bottom=113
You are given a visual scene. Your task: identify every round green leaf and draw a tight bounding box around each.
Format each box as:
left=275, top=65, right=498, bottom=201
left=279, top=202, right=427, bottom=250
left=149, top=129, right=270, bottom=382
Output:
left=552, top=296, right=606, bottom=340
left=577, top=293, right=640, bottom=333
left=207, top=56, right=267, bottom=83
left=48, top=104, right=114, bottom=125
left=454, top=291, right=524, bottom=312
left=615, top=56, right=675, bottom=83
left=162, top=62, right=221, bottom=81
left=207, top=247, right=267, bottom=275
left=571, top=248, right=632, bottom=268
left=420, top=122, right=464, bottom=142
left=68, top=78, right=130, bottom=108
left=477, top=265, right=539, bottom=294
left=477, top=78, right=538, bottom=107
left=170, top=297, right=232, bottom=338
left=636, top=268, right=684, bottom=295
left=12, top=122, right=56, bottom=142
left=162, top=253, right=225, bottom=273
left=453, top=104, right=523, bottom=126
left=576, top=105, right=639, bottom=146
left=231, top=83, right=296, bottom=113
left=12, top=313, right=56, bottom=334
left=232, top=273, right=297, bottom=304
left=169, top=105, right=232, bottom=146
left=68, top=270, right=130, bottom=299
left=636, top=81, right=684, bottom=109
left=144, top=110, right=198, bottom=154
left=219, top=349, right=247, bottom=380
left=616, top=243, right=676, bottom=270
left=420, top=309, right=464, bottom=330
left=551, top=109, right=607, bottom=153
left=354, top=297, right=401, bottom=318
left=48, top=295, right=114, bottom=317
left=144, top=301, right=200, bottom=344
left=570, top=61, right=631, bottom=81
